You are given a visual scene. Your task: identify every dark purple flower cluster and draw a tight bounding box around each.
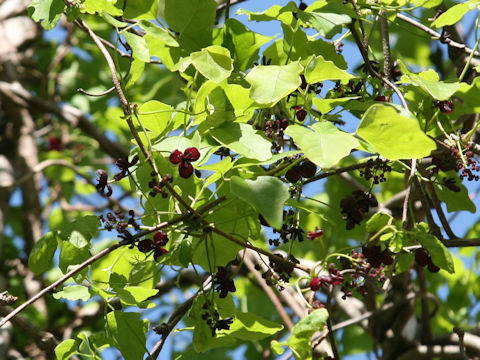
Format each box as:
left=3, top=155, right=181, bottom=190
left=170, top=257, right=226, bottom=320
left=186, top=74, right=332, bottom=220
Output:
left=213, top=266, right=236, bottom=298
left=340, top=191, right=378, bottom=230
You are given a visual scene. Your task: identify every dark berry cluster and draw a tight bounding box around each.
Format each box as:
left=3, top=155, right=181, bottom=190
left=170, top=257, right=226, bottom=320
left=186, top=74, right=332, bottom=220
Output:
left=414, top=248, right=440, bottom=273
left=374, top=95, right=387, bottom=102
left=359, top=158, right=392, bottom=184
left=148, top=172, right=173, bottom=197
left=285, top=160, right=317, bottom=183
left=265, top=118, right=289, bottom=139
left=337, top=248, right=389, bottom=299
left=453, top=146, right=479, bottom=181
left=309, top=264, right=344, bottom=291
left=114, top=155, right=139, bottom=181
left=256, top=254, right=298, bottom=289
left=340, top=191, right=378, bottom=230
left=201, top=303, right=234, bottom=336
left=137, top=231, right=169, bottom=261
left=213, top=266, right=236, bottom=298
left=268, top=210, right=304, bottom=246
left=361, top=245, right=393, bottom=268
left=435, top=99, right=454, bottom=114
left=169, top=147, right=200, bottom=178
left=99, top=209, right=139, bottom=232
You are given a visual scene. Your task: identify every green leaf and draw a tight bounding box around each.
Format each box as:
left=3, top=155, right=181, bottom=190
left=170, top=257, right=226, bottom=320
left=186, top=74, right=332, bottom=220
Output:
left=28, top=231, right=58, bottom=274
left=210, top=122, right=272, bottom=161
left=236, top=3, right=297, bottom=25
left=123, top=32, right=150, bottom=62
left=160, top=0, right=217, bottom=51
left=357, top=104, right=436, bottom=160
left=312, top=97, right=360, bottom=114
left=432, top=1, right=478, bottom=28
left=126, top=58, right=145, bottom=89
left=100, top=10, right=127, bottom=27
left=28, top=0, right=65, bottom=30
left=205, top=87, right=236, bottom=127
left=117, top=286, right=159, bottom=305
left=191, top=45, right=233, bottom=83
left=53, top=285, right=92, bottom=302
left=106, top=311, right=149, bottom=360
left=59, top=241, right=91, bottom=274
left=285, top=122, right=359, bottom=168
left=398, top=64, right=460, bottom=101
left=288, top=309, right=329, bottom=360
left=297, top=8, right=351, bottom=38
left=216, top=19, right=272, bottom=71
left=245, top=62, right=303, bottom=105
left=119, top=0, right=158, bottom=19
left=59, top=215, right=99, bottom=246
left=271, top=340, right=287, bottom=355
left=230, top=176, right=289, bottom=229
left=435, top=181, right=476, bottom=213
left=227, top=312, right=283, bottom=340
left=140, top=20, right=179, bottom=47
left=416, top=231, right=455, bottom=273
left=55, top=339, right=79, bottom=360
left=83, top=0, right=122, bottom=16
left=305, top=55, right=354, bottom=83
left=138, top=100, right=178, bottom=135
left=366, top=212, right=393, bottom=233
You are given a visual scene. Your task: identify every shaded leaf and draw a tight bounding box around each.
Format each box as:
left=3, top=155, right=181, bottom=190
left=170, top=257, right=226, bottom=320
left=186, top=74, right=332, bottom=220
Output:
left=28, top=231, right=58, bottom=274
left=230, top=176, right=289, bottom=229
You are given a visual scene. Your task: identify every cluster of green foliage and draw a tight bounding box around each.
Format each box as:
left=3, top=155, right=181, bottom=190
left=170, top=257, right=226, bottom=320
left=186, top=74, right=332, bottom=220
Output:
left=5, top=0, right=480, bottom=359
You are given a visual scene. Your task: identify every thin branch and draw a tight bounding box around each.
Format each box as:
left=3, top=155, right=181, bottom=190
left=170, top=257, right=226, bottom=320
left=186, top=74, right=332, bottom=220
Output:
left=0, top=159, right=92, bottom=190
left=0, top=305, right=58, bottom=352
left=150, top=293, right=197, bottom=358
left=0, top=81, right=128, bottom=159
left=396, top=13, right=480, bottom=59
left=77, top=86, right=115, bottom=97
left=402, top=159, right=417, bottom=228
left=243, top=252, right=294, bottom=330
left=379, top=10, right=392, bottom=80
left=416, top=265, right=432, bottom=342
left=347, top=21, right=409, bottom=109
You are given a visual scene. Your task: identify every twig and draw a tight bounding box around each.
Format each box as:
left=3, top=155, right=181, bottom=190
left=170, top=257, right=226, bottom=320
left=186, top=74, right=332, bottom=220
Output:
left=77, top=86, right=115, bottom=97
left=0, top=81, right=128, bottom=159
left=243, top=252, right=294, bottom=330
left=0, top=305, right=58, bottom=352
left=150, top=293, right=197, bottom=358
left=0, top=195, right=226, bottom=328
left=303, top=162, right=371, bottom=185
left=401, top=159, right=417, bottom=228
left=0, top=242, right=122, bottom=328
left=396, top=13, right=480, bottom=59
left=416, top=165, right=456, bottom=238
left=415, top=266, right=432, bottom=342
left=0, top=159, right=92, bottom=190
left=379, top=10, right=392, bottom=80
left=347, top=21, right=409, bottom=109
